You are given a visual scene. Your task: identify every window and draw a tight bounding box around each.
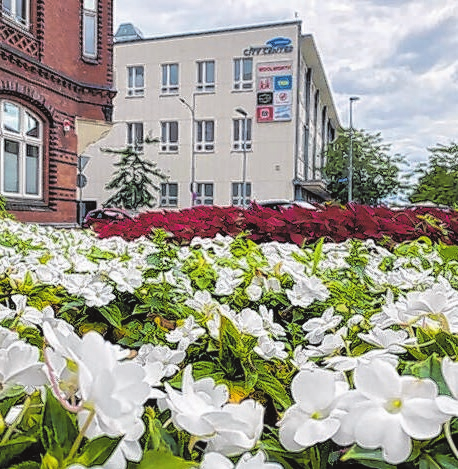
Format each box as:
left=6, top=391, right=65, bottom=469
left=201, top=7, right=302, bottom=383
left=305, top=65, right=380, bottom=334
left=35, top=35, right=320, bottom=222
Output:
left=82, top=0, right=97, bottom=58
left=160, top=183, right=178, bottom=207
left=195, top=120, right=214, bottom=152
left=195, top=183, right=213, bottom=205
left=127, top=122, right=143, bottom=151
left=161, top=121, right=178, bottom=152
left=232, top=118, right=252, bottom=151
left=232, top=182, right=251, bottom=206
left=161, top=63, right=179, bottom=94
left=1, top=100, right=42, bottom=197
left=196, top=60, right=215, bottom=92
left=127, top=66, right=144, bottom=97
left=2, top=0, right=29, bottom=27
left=233, top=58, right=253, bottom=90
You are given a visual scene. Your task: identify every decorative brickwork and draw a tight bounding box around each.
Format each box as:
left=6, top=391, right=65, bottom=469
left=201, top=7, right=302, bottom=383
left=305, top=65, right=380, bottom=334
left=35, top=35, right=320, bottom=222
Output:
left=0, top=22, right=40, bottom=57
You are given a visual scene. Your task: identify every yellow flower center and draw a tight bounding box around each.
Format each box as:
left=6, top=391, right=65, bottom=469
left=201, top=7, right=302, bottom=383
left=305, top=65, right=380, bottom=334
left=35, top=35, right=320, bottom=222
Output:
left=385, top=398, right=403, bottom=414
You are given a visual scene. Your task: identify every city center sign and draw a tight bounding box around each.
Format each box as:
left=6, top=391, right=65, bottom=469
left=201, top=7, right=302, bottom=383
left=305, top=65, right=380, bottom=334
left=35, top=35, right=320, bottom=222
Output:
left=243, top=37, right=293, bottom=56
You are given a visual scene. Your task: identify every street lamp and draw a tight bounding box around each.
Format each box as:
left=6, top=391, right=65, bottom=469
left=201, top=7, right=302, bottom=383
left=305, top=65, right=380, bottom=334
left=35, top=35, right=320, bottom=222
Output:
left=235, top=107, right=248, bottom=208
left=179, top=94, right=196, bottom=206
left=348, top=96, right=360, bottom=203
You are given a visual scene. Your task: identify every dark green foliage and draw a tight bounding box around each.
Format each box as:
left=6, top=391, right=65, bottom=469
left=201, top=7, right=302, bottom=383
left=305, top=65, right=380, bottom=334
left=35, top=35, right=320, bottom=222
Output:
left=409, top=142, right=458, bottom=206
left=323, top=128, right=407, bottom=204
left=103, top=140, right=168, bottom=211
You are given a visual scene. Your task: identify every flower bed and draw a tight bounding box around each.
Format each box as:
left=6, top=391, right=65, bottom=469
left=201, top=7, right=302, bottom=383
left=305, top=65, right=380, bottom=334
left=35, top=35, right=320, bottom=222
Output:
left=2, top=208, right=458, bottom=468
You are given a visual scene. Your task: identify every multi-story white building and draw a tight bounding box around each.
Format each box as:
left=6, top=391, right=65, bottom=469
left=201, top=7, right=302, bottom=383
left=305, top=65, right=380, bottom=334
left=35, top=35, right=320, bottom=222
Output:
left=83, top=20, right=340, bottom=211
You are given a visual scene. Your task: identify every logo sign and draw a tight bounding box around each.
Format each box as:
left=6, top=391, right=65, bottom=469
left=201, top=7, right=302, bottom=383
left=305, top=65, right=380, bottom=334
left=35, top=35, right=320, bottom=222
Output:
left=274, top=75, right=292, bottom=90
left=257, top=62, right=293, bottom=77
left=274, top=105, right=292, bottom=121
left=257, top=77, right=273, bottom=91
left=257, top=92, right=273, bottom=105
left=257, top=106, right=274, bottom=122
left=274, top=90, right=292, bottom=105
left=243, top=37, right=293, bottom=56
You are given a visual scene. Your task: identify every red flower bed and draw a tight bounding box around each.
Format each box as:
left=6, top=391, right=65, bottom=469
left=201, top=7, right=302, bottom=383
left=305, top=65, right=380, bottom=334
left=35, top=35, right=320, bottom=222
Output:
left=92, top=203, right=458, bottom=246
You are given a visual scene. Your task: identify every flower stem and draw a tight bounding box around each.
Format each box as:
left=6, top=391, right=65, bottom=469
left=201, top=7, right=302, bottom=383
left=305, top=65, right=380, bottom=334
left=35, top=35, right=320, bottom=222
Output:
left=67, top=409, right=96, bottom=461
left=0, top=395, right=32, bottom=444
left=445, top=420, right=458, bottom=460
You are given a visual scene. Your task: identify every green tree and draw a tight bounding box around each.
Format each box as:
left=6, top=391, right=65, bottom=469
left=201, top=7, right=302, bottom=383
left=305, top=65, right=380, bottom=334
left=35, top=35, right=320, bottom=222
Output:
left=323, top=128, right=407, bottom=205
left=103, top=139, right=168, bottom=211
left=409, top=142, right=458, bottom=206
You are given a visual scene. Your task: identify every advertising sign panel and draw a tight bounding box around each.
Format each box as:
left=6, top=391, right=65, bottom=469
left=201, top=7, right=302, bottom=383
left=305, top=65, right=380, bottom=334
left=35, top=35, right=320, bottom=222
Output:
left=256, top=61, right=293, bottom=122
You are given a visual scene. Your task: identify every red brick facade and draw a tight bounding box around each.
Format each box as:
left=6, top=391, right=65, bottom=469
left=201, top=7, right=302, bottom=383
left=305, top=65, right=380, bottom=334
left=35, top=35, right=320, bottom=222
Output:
left=0, top=0, right=115, bottom=224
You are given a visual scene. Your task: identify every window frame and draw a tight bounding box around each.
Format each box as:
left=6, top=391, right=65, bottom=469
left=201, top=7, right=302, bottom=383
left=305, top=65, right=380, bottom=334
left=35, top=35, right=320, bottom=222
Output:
left=233, top=57, right=253, bottom=91
left=232, top=118, right=252, bottom=152
left=161, top=63, right=179, bottom=95
left=232, top=182, right=252, bottom=207
left=160, top=121, right=179, bottom=153
left=195, top=120, right=215, bottom=152
left=82, top=0, right=98, bottom=59
left=196, top=60, right=215, bottom=92
left=195, top=182, right=214, bottom=205
left=2, top=0, right=30, bottom=28
left=160, top=182, right=178, bottom=207
left=127, top=65, right=145, bottom=97
left=127, top=122, right=144, bottom=151
left=0, top=99, right=43, bottom=199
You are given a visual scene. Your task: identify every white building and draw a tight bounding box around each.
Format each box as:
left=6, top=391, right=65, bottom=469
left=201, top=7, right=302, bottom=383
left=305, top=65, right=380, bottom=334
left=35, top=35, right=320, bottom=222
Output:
left=83, top=20, right=340, bottom=211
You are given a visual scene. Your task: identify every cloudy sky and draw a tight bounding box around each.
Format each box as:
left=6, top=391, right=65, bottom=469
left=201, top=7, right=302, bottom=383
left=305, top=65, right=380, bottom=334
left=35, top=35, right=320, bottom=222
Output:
left=114, top=0, right=457, bottom=169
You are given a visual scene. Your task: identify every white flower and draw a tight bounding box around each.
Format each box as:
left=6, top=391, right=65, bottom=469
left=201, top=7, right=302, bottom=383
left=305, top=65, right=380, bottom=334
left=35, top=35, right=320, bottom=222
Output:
left=235, top=308, right=265, bottom=337
left=214, top=267, right=244, bottom=296
left=201, top=450, right=283, bottom=469
left=302, top=307, right=342, bottom=344
left=278, top=368, right=348, bottom=451
left=135, top=344, right=185, bottom=377
left=0, top=340, right=47, bottom=396
left=333, top=359, right=448, bottom=465
left=246, top=276, right=281, bottom=302
left=259, top=305, right=286, bottom=338
left=0, top=326, right=20, bottom=349
left=324, top=349, right=399, bottom=372
left=204, top=399, right=265, bottom=456
left=301, top=331, right=346, bottom=358
left=291, top=346, right=319, bottom=371
left=162, top=365, right=229, bottom=437
left=285, top=276, right=329, bottom=308
left=108, top=266, right=143, bottom=293
left=436, top=357, right=458, bottom=416
left=358, top=326, right=416, bottom=354
left=166, top=316, right=206, bottom=351
left=254, top=335, right=288, bottom=361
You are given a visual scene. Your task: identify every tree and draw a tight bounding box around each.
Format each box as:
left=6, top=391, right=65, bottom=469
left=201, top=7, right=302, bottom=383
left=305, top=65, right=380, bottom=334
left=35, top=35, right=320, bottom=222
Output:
left=409, top=142, right=458, bottom=206
left=103, top=139, right=168, bottom=211
left=323, top=128, right=407, bottom=205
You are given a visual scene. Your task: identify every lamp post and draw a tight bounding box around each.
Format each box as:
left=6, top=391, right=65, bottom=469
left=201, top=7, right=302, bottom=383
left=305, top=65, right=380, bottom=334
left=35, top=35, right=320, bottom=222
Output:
left=235, top=107, right=248, bottom=208
left=179, top=94, right=196, bottom=206
left=348, top=96, right=360, bottom=203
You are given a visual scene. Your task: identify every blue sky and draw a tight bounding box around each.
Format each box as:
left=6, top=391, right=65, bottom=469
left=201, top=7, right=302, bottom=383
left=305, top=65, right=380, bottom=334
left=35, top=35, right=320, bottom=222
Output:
left=114, top=0, right=458, bottom=170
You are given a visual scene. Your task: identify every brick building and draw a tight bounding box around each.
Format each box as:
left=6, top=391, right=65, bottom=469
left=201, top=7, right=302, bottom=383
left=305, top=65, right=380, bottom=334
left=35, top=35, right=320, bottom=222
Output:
left=0, top=0, right=115, bottom=224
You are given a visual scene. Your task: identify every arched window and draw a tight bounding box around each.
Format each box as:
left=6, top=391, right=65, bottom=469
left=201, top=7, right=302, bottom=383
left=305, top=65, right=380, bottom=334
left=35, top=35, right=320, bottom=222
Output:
left=0, top=100, right=42, bottom=198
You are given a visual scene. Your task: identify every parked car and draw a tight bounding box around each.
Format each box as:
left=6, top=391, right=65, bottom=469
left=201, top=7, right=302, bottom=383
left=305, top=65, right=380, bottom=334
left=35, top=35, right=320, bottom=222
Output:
left=82, top=207, right=134, bottom=228
left=253, top=199, right=318, bottom=210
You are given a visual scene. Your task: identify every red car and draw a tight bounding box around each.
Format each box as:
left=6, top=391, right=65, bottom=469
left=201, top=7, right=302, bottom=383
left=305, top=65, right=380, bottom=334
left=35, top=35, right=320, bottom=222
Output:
left=82, top=207, right=134, bottom=229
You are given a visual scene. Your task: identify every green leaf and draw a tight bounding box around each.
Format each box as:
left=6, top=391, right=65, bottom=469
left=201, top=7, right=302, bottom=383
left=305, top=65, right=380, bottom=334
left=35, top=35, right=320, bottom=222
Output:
left=9, top=462, right=41, bottom=469
left=128, top=450, right=196, bottom=469
left=99, top=305, right=123, bottom=329
left=340, top=445, right=396, bottom=468
left=40, top=453, right=60, bottom=469
left=403, top=354, right=449, bottom=395
left=0, top=436, right=37, bottom=467
left=74, top=435, right=122, bottom=466
left=218, top=316, right=244, bottom=377
left=256, top=367, right=292, bottom=409
left=41, top=388, right=78, bottom=458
